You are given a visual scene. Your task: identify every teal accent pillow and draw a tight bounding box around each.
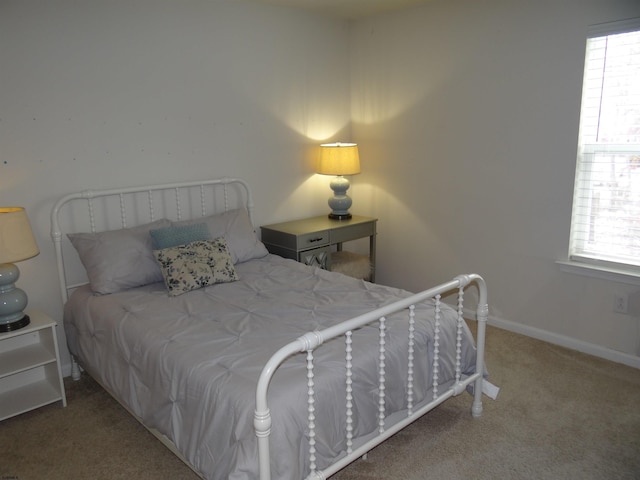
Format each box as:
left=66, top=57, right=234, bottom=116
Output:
left=153, top=238, right=239, bottom=296
left=150, top=223, right=211, bottom=249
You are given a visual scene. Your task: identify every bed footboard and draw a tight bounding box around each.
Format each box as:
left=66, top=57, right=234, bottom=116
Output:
left=254, top=273, right=488, bottom=480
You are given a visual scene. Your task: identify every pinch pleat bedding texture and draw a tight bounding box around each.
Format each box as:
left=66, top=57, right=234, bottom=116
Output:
left=64, top=254, right=478, bottom=480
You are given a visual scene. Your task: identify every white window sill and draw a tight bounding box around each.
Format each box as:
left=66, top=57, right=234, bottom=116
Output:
left=556, top=260, right=640, bottom=286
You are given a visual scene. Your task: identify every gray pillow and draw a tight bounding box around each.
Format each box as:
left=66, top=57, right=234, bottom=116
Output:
left=68, top=218, right=171, bottom=295
left=172, top=208, right=268, bottom=264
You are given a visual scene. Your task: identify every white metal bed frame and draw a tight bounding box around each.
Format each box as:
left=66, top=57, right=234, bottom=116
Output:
left=51, top=177, right=489, bottom=480
left=255, top=274, right=488, bottom=480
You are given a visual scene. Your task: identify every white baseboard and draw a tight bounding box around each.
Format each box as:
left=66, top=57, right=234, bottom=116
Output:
left=466, top=308, right=640, bottom=369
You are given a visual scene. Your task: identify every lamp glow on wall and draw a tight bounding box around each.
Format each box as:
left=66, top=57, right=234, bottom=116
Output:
left=316, top=142, right=361, bottom=220
left=0, top=207, right=39, bottom=332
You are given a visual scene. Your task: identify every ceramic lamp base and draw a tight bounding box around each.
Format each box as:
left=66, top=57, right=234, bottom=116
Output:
left=327, top=175, right=354, bottom=220
left=0, top=262, right=30, bottom=332
left=328, top=213, right=352, bottom=220
left=0, top=314, right=30, bottom=332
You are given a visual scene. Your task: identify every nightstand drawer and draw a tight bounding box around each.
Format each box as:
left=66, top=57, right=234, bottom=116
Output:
left=261, top=226, right=329, bottom=250
left=298, top=231, right=329, bottom=249
left=330, top=222, right=375, bottom=244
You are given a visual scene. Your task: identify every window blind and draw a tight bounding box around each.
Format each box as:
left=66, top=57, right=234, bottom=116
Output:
left=569, top=18, right=640, bottom=272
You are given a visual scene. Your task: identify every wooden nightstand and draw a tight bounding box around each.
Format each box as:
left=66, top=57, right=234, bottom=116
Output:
left=0, top=310, right=67, bottom=421
left=261, top=215, right=377, bottom=282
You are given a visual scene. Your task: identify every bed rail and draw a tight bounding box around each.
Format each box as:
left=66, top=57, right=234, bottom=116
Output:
left=50, top=177, right=254, bottom=304
left=254, top=273, right=488, bottom=480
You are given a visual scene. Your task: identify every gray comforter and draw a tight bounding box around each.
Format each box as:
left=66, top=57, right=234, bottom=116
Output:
left=64, top=254, right=478, bottom=479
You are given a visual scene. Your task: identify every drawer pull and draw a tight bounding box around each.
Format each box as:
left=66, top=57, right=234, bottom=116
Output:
left=309, top=237, right=324, bottom=243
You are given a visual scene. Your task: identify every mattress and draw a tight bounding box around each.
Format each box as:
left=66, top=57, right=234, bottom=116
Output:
left=64, top=254, right=478, bottom=480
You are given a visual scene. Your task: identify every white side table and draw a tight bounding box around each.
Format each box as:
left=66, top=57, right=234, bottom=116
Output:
left=0, top=310, right=67, bottom=421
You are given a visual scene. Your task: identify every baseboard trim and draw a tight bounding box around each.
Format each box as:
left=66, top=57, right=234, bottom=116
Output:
left=465, top=308, right=640, bottom=369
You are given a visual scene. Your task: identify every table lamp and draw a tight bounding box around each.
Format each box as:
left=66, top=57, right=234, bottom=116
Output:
left=317, top=142, right=361, bottom=220
left=0, top=207, right=40, bottom=332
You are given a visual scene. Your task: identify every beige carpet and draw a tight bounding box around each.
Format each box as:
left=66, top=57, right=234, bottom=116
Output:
left=2, top=325, right=640, bottom=480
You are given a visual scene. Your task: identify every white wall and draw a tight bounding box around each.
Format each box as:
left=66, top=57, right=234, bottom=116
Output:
left=0, top=0, right=352, bottom=372
left=3, top=0, right=640, bottom=374
left=350, top=0, right=640, bottom=366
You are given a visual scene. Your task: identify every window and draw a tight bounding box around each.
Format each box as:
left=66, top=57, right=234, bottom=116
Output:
left=569, top=18, right=640, bottom=275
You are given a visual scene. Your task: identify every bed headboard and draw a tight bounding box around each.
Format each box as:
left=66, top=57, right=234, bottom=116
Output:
left=51, top=177, right=255, bottom=304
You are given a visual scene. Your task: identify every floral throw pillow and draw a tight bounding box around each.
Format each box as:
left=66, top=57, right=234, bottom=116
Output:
left=153, top=238, right=238, bottom=296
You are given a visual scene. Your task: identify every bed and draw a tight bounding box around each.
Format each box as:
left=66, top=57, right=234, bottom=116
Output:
left=51, top=177, right=490, bottom=480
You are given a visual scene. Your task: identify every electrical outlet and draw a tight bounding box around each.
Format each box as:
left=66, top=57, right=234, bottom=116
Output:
left=614, top=294, right=628, bottom=314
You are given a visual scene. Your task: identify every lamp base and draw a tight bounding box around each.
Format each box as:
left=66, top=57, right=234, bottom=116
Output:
left=327, top=175, right=354, bottom=221
left=328, top=213, right=352, bottom=220
left=0, top=262, right=30, bottom=332
left=0, top=314, right=30, bottom=333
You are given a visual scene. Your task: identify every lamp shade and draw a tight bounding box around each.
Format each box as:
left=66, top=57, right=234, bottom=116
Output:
left=317, top=143, right=361, bottom=176
left=0, top=207, right=39, bottom=264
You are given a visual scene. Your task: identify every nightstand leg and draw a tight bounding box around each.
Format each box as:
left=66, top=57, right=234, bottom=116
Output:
left=369, top=234, right=376, bottom=283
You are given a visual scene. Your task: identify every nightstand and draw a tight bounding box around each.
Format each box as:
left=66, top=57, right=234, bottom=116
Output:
left=0, top=310, right=67, bottom=421
left=261, top=215, right=377, bottom=282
